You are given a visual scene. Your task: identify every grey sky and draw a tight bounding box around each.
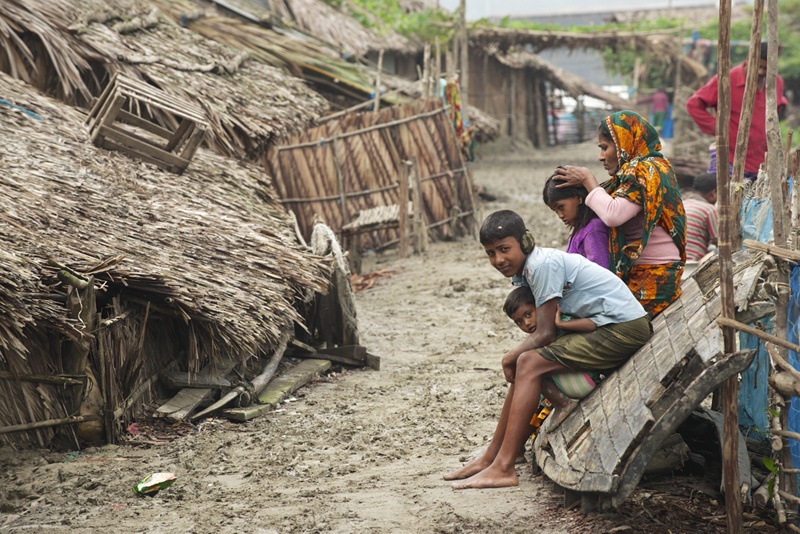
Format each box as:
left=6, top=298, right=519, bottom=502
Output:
left=437, top=0, right=721, bottom=20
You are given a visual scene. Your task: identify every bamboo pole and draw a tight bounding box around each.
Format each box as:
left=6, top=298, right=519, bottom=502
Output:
left=458, top=0, right=469, bottom=124
left=714, top=1, right=743, bottom=531
left=0, top=371, right=85, bottom=386
left=332, top=139, right=349, bottom=228
left=730, top=1, right=765, bottom=242
left=0, top=415, right=101, bottom=435
left=399, top=161, right=410, bottom=258
left=765, top=0, right=796, bottom=503
left=374, top=49, right=384, bottom=113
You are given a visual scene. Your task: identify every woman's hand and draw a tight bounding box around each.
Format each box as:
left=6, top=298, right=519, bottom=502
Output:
left=553, top=165, right=600, bottom=191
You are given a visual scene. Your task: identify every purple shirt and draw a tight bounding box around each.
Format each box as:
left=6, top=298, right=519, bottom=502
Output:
left=566, top=217, right=610, bottom=270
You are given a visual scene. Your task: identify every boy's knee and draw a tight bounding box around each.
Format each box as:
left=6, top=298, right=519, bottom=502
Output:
left=516, top=350, right=546, bottom=377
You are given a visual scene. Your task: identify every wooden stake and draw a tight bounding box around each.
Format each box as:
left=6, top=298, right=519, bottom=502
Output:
left=766, top=0, right=797, bottom=502
left=399, top=161, right=410, bottom=258
left=714, top=0, right=743, bottom=531
left=374, top=49, right=384, bottom=113
left=458, top=0, right=469, bottom=124
left=730, top=0, right=764, bottom=242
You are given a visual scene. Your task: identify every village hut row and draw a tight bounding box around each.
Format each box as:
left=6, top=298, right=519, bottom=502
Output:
left=0, top=0, right=713, bottom=451
left=0, top=0, right=478, bottom=449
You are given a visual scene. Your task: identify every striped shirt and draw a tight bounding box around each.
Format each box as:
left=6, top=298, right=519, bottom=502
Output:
left=683, top=193, right=718, bottom=261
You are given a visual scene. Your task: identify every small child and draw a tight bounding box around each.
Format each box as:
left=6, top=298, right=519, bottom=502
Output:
left=543, top=172, right=609, bottom=270
left=503, top=287, right=603, bottom=434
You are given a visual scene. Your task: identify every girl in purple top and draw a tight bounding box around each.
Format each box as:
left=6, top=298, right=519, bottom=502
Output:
left=542, top=173, right=610, bottom=270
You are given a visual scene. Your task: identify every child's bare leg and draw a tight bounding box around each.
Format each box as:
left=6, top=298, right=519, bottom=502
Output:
left=443, top=384, right=519, bottom=480
left=453, top=353, right=567, bottom=489
left=541, top=379, right=578, bottom=430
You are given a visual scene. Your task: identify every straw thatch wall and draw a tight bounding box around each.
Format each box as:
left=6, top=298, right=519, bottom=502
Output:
left=0, top=0, right=329, bottom=161
left=265, top=98, right=477, bottom=246
left=0, top=71, right=330, bottom=448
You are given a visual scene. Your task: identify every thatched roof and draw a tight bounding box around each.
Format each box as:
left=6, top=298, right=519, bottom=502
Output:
left=0, top=69, right=329, bottom=369
left=197, top=0, right=418, bottom=56
left=2, top=0, right=329, bottom=160
left=469, top=26, right=708, bottom=86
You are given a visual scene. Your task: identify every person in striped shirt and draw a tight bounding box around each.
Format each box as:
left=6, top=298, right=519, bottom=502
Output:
left=683, top=172, right=718, bottom=261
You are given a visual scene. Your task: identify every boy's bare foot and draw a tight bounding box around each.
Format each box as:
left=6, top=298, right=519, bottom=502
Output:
left=543, top=399, right=578, bottom=430
left=451, top=464, right=519, bottom=489
left=443, top=456, right=491, bottom=480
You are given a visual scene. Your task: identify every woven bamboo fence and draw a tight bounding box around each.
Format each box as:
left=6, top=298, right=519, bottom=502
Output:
left=265, top=98, right=477, bottom=249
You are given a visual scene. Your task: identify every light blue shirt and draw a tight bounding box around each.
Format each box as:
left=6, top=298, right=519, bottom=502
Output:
left=512, top=246, right=647, bottom=327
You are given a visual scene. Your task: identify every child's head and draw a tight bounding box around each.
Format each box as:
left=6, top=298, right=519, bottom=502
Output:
left=692, top=172, right=717, bottom=204
left=479, top=210, right=533, bottom=278
left=503, top=286, right=537, bottom=334
left=542, top=172, right=594, bottom=232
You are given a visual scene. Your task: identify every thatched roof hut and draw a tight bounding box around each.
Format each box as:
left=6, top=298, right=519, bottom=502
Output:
left=469, top=26, right=708, bottom=87
left=463, top=27, right=708, bottom=147
left=0, top=67, right=332, bottom=448
left=1, top=0, right=329, bottom=161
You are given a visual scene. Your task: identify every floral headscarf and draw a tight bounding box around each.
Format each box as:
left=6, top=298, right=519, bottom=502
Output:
left=601, top=110, right=686, bottom=279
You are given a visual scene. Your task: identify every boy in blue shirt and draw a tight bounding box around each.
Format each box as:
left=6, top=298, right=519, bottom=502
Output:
left=446, top=210, right=652, bottom=489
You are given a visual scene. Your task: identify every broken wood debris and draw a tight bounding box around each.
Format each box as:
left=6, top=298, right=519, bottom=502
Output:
left=534, top=250, right=768, bottom=511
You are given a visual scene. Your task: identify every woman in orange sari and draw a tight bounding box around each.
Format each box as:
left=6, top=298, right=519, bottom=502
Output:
left=553, top=110, right=685, bottom=317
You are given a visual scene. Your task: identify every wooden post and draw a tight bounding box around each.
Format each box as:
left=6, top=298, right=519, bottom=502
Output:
left=375, top=49, right=384, bottom=113
left=332, top=139, right=349, bottom=229
left=435, top=37, right=442, bottom=97
left=410, top=156, right=427, bottom=253
left=458, top=0, right=469, bottom=124
left=766, top=0, right=796, bottom=503
left=715, top=1, right=743, bottom=532
left=730, top=0, right=765, bottom=241
left=422, top=45, right=431, bottom=98
left=672, top=28, right=684, bottom=142
left=399, top=161, right=410, bottom=258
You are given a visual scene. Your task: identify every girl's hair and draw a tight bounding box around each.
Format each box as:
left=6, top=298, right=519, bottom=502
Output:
left=503, top=286, right=535, bottom=318
left=479, top=210, right=527, bottom=245
left=542, top=173, right=596, bottom=234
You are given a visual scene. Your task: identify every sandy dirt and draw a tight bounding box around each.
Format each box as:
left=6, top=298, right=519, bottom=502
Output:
left=0, top=140, right=770, bottom=533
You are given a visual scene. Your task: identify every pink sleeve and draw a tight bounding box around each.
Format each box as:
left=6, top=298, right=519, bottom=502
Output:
left=686, top=76, right=719, bottom=136
left=585, top=187, right=642, bottom=227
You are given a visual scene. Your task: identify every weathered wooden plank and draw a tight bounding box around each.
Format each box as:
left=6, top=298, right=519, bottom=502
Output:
left=694, top=323, right=723, bottom=363
left=161, top=371, right=231, bottom=390
left=223, top=359, right=331, bottom=422
left=156, top=356, right=239, bottom=420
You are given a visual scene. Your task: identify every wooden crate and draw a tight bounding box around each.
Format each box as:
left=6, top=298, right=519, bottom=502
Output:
left=87, top=73, right=208, bottom=174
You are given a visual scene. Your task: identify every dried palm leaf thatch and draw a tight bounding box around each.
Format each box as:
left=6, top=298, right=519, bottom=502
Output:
left=150, top=0, right=415, bottom=108
left=3, top=0, right=329, bottom=162
left=470, top=27, right=708, bottom=87
left=0, top=71, right=330, bottom=448
left=266, top=98, right=476, bottom=248
left=267, top=0, right=416, bottom=56
left=0, top=0, right=100, bottom=105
